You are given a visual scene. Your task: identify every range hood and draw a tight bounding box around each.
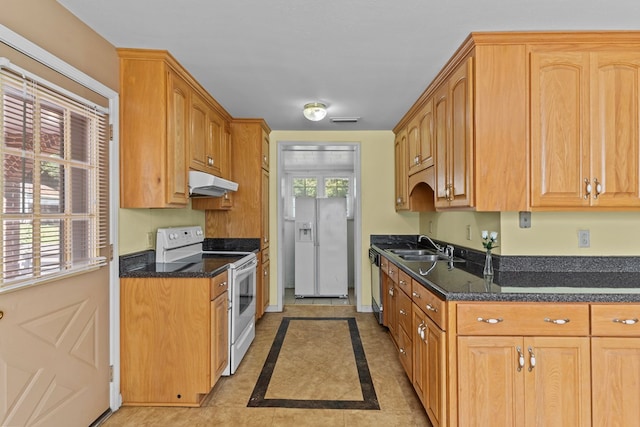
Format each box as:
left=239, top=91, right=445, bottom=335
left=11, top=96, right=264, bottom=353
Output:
left=188, top=170, right=238, bottom=197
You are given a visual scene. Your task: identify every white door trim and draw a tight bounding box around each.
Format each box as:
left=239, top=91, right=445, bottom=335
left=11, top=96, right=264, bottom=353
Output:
left=275, top=141, right=362, bottom=312
left=0, top=24, right=121, bottom=411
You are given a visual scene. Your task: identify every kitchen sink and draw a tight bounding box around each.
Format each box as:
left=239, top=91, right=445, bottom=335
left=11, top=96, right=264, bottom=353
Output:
left=398, top=254, right=444, bottom=262
left=387, top=249, right=439, bottom=256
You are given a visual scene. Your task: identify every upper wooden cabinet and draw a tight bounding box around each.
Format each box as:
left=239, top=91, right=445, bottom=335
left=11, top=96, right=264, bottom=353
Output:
left=394, top=129, right=409, bottom=211
left=118, top=48, right=233, bottom=208
left=530, top=48, right=640, bottom=208
left=190, top=91, right=225, bottom=178
left=395, top=34, right=529, bottom=211
left=408, top=98, right=435, bottom=176
left=119, top=51, right=190, bottom=208
left=395, top=31, right=640, bottom=212
left=205, top=119, right=271, bottom=318
left=434, top=57, right=474, bottom=209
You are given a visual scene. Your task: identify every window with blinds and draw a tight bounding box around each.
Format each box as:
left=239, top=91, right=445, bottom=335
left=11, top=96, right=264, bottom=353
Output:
left=0, top=62, right=108, bottom=291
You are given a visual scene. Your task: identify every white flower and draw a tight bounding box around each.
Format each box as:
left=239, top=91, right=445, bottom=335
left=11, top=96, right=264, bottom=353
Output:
left=482, top=230, right=499, bottom=251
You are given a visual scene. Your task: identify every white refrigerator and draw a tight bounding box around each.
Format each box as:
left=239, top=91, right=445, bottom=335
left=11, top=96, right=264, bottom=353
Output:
left=294, top=197, right=348, bottom=297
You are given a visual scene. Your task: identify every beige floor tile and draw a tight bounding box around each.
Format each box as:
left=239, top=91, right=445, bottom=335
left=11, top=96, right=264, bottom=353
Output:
left=102, top=305, right=431, bottom=427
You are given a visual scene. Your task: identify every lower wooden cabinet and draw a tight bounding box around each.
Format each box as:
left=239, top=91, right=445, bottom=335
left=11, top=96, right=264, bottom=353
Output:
left=210, top=290, right=228, bottom=387
left=591, top=337, right=640, bottom=426
left=257, top=250, right=270, bottom=319
left=382, top=255, right=639, bottom=426
left=591, top=304, right=640, bottom=426
left=121, top=272, right=229, bottom=406
left=457, top=336, right=591, bottom=427
left=413, top=302, right=446, bottom=427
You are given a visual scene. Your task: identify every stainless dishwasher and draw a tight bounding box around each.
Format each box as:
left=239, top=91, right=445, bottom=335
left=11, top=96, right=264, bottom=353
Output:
left=369, top=248, right=383, bottom=324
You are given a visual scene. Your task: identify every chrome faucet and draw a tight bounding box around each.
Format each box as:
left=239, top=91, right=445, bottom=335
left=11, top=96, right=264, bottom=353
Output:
left=418, top=235, right=454, bottom=260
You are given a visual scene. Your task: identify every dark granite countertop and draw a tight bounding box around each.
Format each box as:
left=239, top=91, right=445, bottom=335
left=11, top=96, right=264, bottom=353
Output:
left=120, top=238, right=260, bottom=279
left=371, top=238, right=640, bottom=303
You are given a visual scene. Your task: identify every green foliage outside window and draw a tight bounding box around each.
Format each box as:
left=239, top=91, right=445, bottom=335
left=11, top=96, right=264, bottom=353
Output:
left=293, top=178, right=317, bottom=197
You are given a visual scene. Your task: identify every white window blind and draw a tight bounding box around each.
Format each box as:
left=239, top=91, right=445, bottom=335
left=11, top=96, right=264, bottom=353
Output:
left=0, top=60, right=108, bottom=291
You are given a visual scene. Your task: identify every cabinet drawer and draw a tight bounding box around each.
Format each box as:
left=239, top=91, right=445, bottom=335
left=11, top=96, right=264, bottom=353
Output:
left=388, top=262, right=399, bottom=284
left=211, top=270, right=229, bottom=299
left=592, top=304, right=640, bottom=336
left=412, top=280, right=446, bottom=330
left=397, top=288, right=413, bottom=334
left=397, top=325, right=413, bottom=378
left=398, top=269, right=412, bottom=296
left=457, top=302, right=589, bottom=336
left=380, top=256, right=389, bottom=273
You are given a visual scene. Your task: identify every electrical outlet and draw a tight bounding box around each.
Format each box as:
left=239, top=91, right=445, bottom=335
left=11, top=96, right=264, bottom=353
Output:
left=578, top=230, right=590, bottom=248
left=519, top=211, right=532, bottom=228
left=466, top=224, right=472, bottom=240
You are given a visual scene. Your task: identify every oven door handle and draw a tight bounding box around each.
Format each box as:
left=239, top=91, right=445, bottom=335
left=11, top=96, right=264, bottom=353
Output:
left=234, top=257, right=258, bottom=275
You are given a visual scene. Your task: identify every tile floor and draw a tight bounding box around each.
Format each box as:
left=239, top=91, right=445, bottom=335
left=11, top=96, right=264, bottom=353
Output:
left=101, top=304, right=431, bottom=427
left=283, top=287, right=355, bottom=305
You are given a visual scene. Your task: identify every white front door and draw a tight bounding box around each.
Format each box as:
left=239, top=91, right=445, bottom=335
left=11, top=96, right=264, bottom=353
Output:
left=0, top=268, right=110, bottom=426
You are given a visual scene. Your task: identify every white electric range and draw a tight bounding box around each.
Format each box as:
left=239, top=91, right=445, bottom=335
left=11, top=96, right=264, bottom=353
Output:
left=155, top=226, right=258, bottom=376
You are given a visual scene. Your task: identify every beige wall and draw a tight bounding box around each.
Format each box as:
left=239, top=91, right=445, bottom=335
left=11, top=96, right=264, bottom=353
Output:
left=420, top=210, right=640, bottom=256
left=270, top=130, right=420, bottom=306
left=119, top=206, right=206, bottom=254
left=2, top=0, right=118, bottom=91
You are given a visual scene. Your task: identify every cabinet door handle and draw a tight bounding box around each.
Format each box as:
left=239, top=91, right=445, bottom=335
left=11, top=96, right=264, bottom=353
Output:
left=544, top=317, right=570, bottom=325
left=528, top=347, right=536, bottom=372
left=207, top=156, right=214, bottom=166
left=388, top=287, right=394, bottom=296
left=399, top=348, right=406, bottom=355
left=593, top=178, right=602, bottom=199
left=613, top=318, right=639, bottom=325
left=400, top=280, right=406, bottom=286
left=517, top=346, right=524, bottom=372
left=412, top=291, right=421, bottom=298
left=425, top=303, right=438, bottom=313
left=399, top=309, right=407, bottom=316
left=584, top=178, right=592, bottom=199
left=477, top=317, right=502, bottom=324
left=219, top=281, right=227, bottom=287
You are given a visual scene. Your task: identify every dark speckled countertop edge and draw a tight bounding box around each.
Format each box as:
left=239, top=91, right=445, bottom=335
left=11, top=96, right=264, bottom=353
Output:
left=371, top=243, right=640, bottom=303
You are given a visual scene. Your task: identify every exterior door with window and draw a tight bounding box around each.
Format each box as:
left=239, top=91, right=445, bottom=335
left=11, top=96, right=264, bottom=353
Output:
left=0, top=62, right=110, bottom=426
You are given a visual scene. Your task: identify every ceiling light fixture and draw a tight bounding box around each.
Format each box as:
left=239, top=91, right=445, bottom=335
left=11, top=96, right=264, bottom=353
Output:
left=303, top=102, right=327, bottom=121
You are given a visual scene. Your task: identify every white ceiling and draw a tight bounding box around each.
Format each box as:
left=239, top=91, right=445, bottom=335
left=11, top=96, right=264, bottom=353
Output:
left=58, top=0, right=640, bottom=131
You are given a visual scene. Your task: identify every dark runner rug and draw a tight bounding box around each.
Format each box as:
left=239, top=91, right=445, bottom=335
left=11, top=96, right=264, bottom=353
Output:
left=247, top=317, right=380, bottom=410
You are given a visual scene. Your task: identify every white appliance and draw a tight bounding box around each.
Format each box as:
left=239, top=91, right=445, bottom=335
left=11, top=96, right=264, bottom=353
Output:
left=294, top=197, right=348, bottom=298
left=155, top=226, right=257, bottom=376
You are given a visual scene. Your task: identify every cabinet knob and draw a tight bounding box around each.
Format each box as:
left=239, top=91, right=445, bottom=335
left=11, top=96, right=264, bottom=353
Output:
left=207, top=157, right=214, bottom=166
left=613, top=318, right=638, bottom=325
left=477, top=317, right=502, bottom=324
left=594, top=178, right=602, bottom=199
left=584, top=178, right=592, bottom=199
left=399, top=309, right=407, bottom=316
left=412, top=291, right=421, bottom=298
left=425, top=303, right=438, bottom=313
left=544, top=317, right=570, bottom=325
left=528, top=347, right=536, bottom=372
left=517, top=346, right=524, bottom=372
left=219, top=281, right=227, bottom=287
